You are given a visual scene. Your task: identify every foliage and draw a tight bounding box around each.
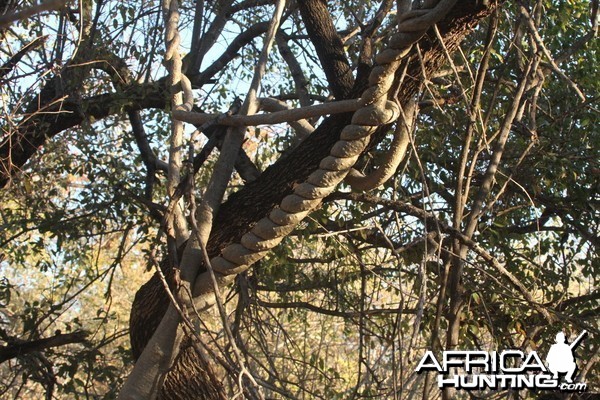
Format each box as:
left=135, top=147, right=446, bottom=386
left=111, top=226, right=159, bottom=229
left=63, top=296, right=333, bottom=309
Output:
left=0, top=0, right=598, bottom=399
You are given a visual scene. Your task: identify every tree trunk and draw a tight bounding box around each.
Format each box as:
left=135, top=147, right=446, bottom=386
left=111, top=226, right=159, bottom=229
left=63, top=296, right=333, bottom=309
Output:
left=159, top=339, right=227, bottom=400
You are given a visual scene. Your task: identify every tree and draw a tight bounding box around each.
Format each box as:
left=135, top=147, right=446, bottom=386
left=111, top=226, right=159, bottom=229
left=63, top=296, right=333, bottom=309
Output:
left=0, top=0, right=598, bottom=399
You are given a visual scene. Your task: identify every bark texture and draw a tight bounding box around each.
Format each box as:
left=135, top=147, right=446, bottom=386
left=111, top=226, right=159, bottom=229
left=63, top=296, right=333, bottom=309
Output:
left=160, top=339, right=226, bottom=400
left=297, top=0, right=354, bottom=99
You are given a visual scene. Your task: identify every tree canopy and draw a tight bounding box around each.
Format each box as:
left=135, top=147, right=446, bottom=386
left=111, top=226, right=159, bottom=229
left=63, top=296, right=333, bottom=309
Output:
left=0, top=0, right=598, bottom=399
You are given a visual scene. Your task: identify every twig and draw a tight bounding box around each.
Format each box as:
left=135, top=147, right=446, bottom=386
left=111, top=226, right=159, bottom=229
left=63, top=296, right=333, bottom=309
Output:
left=520, top=5, right=586, bottom=102
left=330, top=191, right=555, bottom=322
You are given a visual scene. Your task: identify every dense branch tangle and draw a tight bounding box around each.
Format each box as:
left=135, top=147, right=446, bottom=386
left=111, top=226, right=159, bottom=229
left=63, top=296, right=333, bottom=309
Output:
left=109, top=0, right=511, bottom=397
left=1, top=0, right=597, bottom=398
left=125, top=1, right=467, bottom=397
left=190, top=0, right=458, bottom=303
left=124, top=1, right=494, bottom=398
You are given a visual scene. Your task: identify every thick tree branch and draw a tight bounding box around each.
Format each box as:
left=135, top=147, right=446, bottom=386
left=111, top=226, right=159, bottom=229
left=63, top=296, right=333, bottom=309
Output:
left=297, top=0, right=354, bottom=99
left=0, top=0, right=65, bottom=29
left=173, top=98, right=361, bottom=127
left=0, top=81, right=167, bottom=188
left=0, top=35, right=47, bottom=82
left=0, top=330, right=88, bottom=363
left=0, top=19, right=270, bottom=189
left=128, top=110, right=168, bottom=199
left=194, top=21, right=270, bottom=86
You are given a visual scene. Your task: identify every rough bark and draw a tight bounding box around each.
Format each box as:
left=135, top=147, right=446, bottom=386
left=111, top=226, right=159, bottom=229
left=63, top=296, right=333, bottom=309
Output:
left=159, top=339, right=226, bottom=400
left=297, top=0, right=354, bottom=99
left=129, top=2, right=498, bottom=398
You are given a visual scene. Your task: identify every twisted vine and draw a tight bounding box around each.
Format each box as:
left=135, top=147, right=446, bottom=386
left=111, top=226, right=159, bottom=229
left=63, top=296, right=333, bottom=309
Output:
left=198, top=0, right=458, bottom=291
left=163, top=0, right=193, bottom=200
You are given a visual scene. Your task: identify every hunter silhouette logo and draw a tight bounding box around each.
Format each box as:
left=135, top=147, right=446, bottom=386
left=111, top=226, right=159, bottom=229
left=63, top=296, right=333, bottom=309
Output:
left=546, top=330, right=587, bottom=383
left=415, top=330, right=588, bottom=392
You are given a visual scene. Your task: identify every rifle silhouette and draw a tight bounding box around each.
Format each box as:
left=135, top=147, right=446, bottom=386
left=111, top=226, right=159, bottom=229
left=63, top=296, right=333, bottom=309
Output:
left=569, top=330, right=587, bottom=350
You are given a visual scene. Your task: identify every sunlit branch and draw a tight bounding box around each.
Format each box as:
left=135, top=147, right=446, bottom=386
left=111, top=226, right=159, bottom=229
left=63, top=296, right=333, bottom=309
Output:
left=173, top=99, right=362, bottom=128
